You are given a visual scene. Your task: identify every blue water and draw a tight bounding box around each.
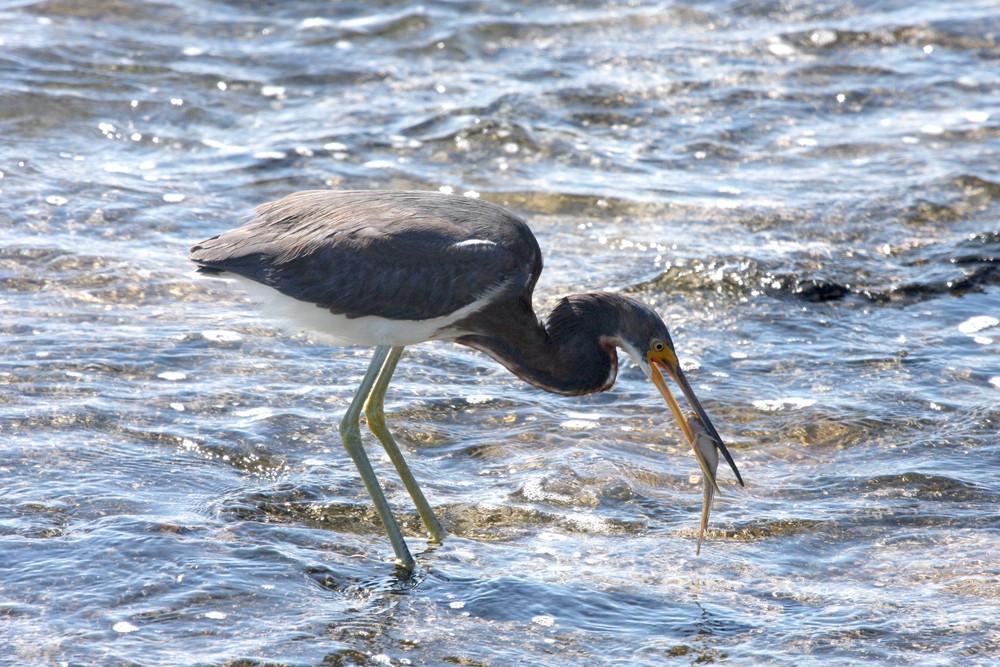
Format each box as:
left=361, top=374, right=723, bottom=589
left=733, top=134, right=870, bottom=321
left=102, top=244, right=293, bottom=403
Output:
left=2, top=1, right=998, bottom=665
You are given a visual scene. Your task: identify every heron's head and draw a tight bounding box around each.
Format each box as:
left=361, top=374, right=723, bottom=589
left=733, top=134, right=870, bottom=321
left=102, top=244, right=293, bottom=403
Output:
left=611, top=296, right=745, bottom=487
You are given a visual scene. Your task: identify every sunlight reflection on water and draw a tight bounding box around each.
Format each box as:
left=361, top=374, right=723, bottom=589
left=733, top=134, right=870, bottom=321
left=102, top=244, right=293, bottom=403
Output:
left=1, top=0, right=998, bottom=665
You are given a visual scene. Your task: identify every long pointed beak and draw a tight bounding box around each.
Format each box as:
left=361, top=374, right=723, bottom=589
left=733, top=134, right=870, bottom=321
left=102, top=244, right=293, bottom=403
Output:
left=649, top=358, right=745, bottom=487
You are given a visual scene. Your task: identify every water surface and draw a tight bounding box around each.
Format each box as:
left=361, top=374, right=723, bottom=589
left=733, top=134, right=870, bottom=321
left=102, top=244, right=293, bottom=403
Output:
left=2, top=1, right=998, bottom=665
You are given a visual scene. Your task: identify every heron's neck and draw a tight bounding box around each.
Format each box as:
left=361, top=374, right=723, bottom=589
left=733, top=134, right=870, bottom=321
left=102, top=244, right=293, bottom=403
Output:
left=453, top=293, right=619, bottom=396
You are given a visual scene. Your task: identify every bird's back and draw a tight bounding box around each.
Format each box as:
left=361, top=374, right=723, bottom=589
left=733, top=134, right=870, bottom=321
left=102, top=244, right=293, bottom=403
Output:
left=190, top=190, right=542, bottom=325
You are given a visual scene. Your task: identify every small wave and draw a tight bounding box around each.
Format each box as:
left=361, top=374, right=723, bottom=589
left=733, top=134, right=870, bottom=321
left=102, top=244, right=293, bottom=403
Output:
left=776, top=21, right=999, bottom=54
left=862, top=472, right=989, bottom=503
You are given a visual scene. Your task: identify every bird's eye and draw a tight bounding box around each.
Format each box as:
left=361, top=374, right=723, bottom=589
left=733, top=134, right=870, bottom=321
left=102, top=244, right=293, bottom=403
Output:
left=652, top=340, right=665, bottom=352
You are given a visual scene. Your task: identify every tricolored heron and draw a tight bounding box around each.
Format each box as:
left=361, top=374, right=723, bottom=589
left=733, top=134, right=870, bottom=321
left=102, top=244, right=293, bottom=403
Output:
left=190, top=189, right=743, bottom=569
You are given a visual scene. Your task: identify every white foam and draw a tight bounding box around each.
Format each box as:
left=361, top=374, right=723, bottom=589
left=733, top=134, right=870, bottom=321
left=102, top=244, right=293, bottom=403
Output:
left=202, top=329, right=242, bottom=343
left=753, top=397, right=817, bottom=412
left=958, top=315, right=998, bottom=335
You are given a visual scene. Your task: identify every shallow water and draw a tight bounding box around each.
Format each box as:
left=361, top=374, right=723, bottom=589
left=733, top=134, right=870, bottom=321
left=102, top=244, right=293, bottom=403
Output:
left=2, top=1, right=999, bottom=665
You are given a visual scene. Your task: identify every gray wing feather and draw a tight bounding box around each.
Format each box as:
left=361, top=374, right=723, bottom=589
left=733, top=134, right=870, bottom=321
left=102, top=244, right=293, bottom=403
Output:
left=190, top=191, right=539, bottom=321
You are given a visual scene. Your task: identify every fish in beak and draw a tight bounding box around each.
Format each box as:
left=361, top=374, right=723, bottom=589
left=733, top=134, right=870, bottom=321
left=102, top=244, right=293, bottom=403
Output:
left=646, top=349, right=745, bottom=487
left=687, top=411, right=720, bottom=555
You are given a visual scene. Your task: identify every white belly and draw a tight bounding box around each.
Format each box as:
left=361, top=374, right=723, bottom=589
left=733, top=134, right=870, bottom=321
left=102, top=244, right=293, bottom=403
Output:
left=227, top=275, right=491, bottom=347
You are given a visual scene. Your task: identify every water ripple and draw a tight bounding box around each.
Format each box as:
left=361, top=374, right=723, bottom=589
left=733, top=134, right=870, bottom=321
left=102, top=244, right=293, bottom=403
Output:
left=2, top=0, right=999, bottom=665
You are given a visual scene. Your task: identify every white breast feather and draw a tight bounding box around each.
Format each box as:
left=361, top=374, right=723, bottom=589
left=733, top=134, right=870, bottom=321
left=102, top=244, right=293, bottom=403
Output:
left=226, top=275, right=499, bottom=347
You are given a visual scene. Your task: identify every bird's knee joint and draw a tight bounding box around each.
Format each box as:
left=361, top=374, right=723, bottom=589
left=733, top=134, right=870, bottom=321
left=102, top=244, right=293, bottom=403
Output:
left=364, top=403, right=386, bottom=428
left=338, top=416, right=361, bottom=441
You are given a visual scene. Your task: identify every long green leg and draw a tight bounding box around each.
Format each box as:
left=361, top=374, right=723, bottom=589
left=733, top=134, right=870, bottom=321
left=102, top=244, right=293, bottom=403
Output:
left=338, top=345, right=414, bottom=569
left=364, top=346, right=445, bottom=543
